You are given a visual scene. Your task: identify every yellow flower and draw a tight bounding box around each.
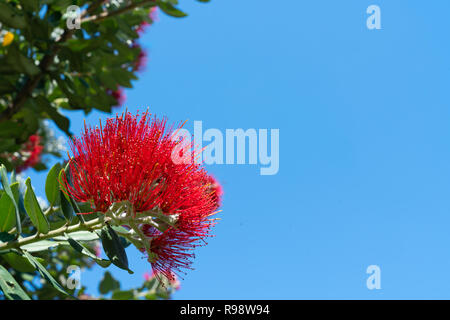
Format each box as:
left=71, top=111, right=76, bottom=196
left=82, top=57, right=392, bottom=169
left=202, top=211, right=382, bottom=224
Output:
left=2, top=32, right=14, bottom=47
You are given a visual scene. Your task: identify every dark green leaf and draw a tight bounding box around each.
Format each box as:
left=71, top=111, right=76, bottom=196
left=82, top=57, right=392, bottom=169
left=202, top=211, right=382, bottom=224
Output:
left=23, top=251, right=71, bottom=297
left=60, top=190, right=74, bottom=222
left=99, top=271, right=120, bottom=295
left=98, top=225, right=133, bottom=274
left=66, top=234, right=111, bottom=268
left=111, top=226, right=132, bottom=248
left=32, top=162, right=47, bottom=171
left=6, top=44, right=40, bottom=76
left=0, top=231, right=15, bottom=242
left=35, top=96, right=71, bottom=136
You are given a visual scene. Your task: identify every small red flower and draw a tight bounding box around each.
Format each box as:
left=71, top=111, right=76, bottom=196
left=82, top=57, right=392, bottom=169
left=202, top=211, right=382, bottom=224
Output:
left=145, top=268, right=181, bottom=290
left=137, top=7, right=158, bottom=35
left=17, top=135, right=44, bottom=173
left=132, top=43, right=148, bottom=72
left=63, top=111, right=221, bottom=280
left=107, top=86, right=126, bottom=107
left=136, top=21, right=149, bottom=34
left=204, top=174, right=223, bottom=211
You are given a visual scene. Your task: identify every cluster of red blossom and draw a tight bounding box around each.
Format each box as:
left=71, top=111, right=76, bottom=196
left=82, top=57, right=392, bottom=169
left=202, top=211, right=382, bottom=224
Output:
left=0, top=134, right=44, bottom=173
left=106, top=7, right=157, bottom=108
left=18, top=135, right=44, bottom=172
left=63, top=111, right=222, bottom=280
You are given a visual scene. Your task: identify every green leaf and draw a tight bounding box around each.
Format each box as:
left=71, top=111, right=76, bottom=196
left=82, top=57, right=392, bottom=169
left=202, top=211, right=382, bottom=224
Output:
left=99, top=271, right=120, bottom=295
left=0, top=182, right=19, bottom=232
left=157, top=1, right=188, bottom=17
left=45, top=163, right=62, bottom=206
left=111, top=225, right=132, bottom=248
left=0, top=165, right=20, bottom=235
left=66, top=235, right=111, bottom=268
left=32, top=162, right=47, bottom=171
left=10, top=170, right=16, bottom=184
left=1, top=251, right=45, bottom=273
left=0, top=265, right=31, bottom=300
left=24, top=177, right=50, bottom=234
left=6, top=44, right=40, bottom=76
left=20, top=239, right=67, bottom=252
left=98, top=225, right=133, bottom=274
left=54, top=230, right=99, bottom=242
left=0, top=2, right=27, bottom=29
left=35, top=96, right=71, bottom=136
left=0, top=194, right=15, bottom=233
left=23, top=251, right=71, bottom=297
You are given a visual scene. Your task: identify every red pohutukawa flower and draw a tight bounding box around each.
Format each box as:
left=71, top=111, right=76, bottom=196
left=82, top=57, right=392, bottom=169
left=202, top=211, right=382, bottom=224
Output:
left=62, top=111, right=222, bottom=281
left=17, top=135, right=44, bottom=173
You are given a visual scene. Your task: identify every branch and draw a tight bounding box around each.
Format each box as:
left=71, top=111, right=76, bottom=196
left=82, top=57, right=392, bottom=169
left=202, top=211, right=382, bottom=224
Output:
left=0, top=1, right=104, bottom=121
left=0, top=216, right=105, bottom=251
left=81, top=0, right=156, bottom=24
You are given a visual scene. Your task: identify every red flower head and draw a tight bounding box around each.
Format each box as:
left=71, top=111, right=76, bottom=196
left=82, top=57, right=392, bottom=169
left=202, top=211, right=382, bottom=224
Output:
left=17, top=135, right=44, bottom=173
left=62, top=111, right=221, bottom=281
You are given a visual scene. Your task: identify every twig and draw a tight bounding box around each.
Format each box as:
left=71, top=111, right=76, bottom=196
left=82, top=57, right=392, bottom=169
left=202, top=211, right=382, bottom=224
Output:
left=0, top=216, right=104, bottom=251
left=81, top=0, right=156, bottom=24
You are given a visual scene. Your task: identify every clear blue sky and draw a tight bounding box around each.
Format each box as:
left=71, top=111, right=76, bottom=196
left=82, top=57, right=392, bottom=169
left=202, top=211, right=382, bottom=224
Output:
left=26, top=0, right=450, bottom=299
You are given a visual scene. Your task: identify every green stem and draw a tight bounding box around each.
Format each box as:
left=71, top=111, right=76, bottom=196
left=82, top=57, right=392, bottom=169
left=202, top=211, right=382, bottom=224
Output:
left=0, top=216, right=105, bottom=251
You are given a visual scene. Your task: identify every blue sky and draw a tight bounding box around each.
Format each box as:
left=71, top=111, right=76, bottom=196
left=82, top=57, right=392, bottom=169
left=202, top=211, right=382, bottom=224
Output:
left=25, top=0, right=450, bottom=299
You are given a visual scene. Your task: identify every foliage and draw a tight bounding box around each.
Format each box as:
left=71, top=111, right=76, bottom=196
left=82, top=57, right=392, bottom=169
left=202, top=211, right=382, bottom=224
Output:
left=0, top=0, right=209, bottom=300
